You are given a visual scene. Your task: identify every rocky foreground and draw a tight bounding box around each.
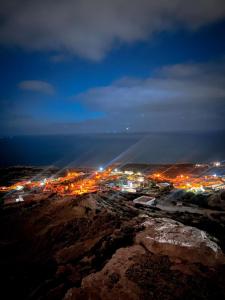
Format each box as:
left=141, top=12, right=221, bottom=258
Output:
left=1, top=190, right=225, bottom=300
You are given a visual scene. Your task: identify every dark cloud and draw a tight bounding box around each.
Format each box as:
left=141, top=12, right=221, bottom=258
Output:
left=49, top=54, right=71, bottom=63
left=0, top=98, right=35, bottom=135
left=1, top=0, right=225, bottom=60
left=18, top=80, right=55, bottom=95
left=74, top=61, right=225, bottom=132
left=2, top=60, right=225, bottom=135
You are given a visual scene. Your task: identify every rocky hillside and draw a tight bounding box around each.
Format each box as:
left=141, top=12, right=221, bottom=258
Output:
left=0, top=191, right=225, bottom=300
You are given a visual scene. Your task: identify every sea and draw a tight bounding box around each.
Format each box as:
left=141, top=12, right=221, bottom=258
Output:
left=0, top=132, right=224, bottom=168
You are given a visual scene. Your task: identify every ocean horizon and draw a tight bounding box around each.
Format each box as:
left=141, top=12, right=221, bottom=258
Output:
left=0, top=132, right=224, bottom=168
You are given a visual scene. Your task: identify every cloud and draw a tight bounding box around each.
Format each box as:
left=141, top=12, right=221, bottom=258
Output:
left=18, top=80, right=55, bottom=95
left=0, top=0, right=225, bottom=60
left=49, top=54, right=71, bottom=63
left=74, top=60, right=225, bottom=132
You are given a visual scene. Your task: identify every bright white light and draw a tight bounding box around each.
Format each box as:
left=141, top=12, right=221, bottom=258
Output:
left=99, top=167, right=103, bottom=172
left=114, top=168, right=118, bottom=172
left=124, top=170, right=133, bottom=175
left=16, top=195, right=24, bottom=202
left=214, top=162, right=220, bottom=167
left=213, top=174, right=217, bottom=177
left=128, top=181, right=133, bottom=188
left=16, top=185, right=23, bottom=191
left=138, top=177, right=144, bottom=182
left=40, top=178, right=47, bottom=186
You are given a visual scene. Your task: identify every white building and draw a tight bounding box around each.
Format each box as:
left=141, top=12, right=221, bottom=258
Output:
left=133, top=195, right=156, bottom=207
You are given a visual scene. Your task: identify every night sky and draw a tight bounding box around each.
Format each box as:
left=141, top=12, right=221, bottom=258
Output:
left=1, top=0, right=225, bottom=136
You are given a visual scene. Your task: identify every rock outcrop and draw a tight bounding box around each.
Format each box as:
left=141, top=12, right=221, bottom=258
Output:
left=0, top=190, right=225, bottom=300
left=135, top=217, right=225, bottom=266
left=64, top=216, right=225, bottom=300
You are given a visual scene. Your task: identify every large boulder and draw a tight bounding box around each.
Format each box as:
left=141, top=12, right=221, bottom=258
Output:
left=64, top=245, right=145, bottom=300
left=135, top=217, right=225, bottom=266
left=64, top=217, right=225, bottom=300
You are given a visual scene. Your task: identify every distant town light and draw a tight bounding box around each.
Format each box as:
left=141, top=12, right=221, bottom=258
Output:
left=138, top=177, right=144, bottom=182
left=128, top=181, right=133, bottom=188
left=213, top=162, right=221, bottom=167
left=124, top=170, right=133, bottom=175
left=114, top=168, right=118, bottom=172
left=99, top=167, right=103, bottom=172
left=213, top=174, right=217, bottom=177
left=40, top=178, right=47, bottom=186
